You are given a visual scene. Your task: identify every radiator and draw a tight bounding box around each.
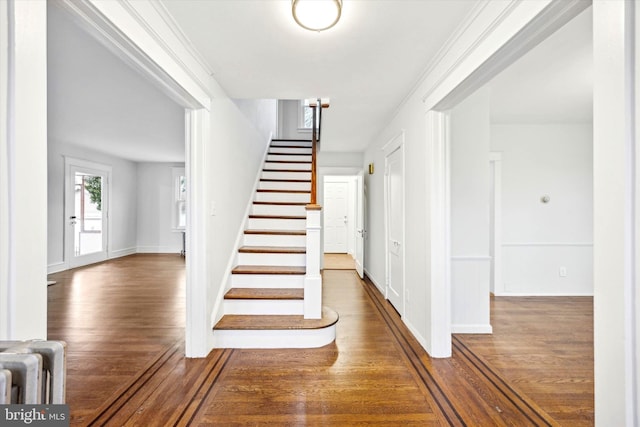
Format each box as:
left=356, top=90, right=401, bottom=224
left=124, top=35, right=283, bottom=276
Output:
left=0, top=340, right=66, bottom=404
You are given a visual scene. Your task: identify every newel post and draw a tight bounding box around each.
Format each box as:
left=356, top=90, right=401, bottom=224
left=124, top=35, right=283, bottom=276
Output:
left=304, top=204, right=322, bottom=319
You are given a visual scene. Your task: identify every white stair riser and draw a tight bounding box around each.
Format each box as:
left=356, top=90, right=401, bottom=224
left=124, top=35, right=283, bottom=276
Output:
left=237, top=252, right=306, bottom=266
left=252, top=204, right=306, bottom=216
left=223, top=299, right=304, bottom=315
left=264, top=162, right=311, bottom=171
left=212, top=325, right=336, bottom=349
left=255, top=192, right=310, bottom=203
left=267, top=154, right=312, bottom=162
left=262, top=171, right=311, bottom=180
left=259, top=181, right=310, bottom=191
left=230, top=274, right=305, bottom=288
left=269, top=147, right=312, bottom=155
left=248, top=218, right=306, bottom=230
left=243, top=233, right=306, bottom=247
left=270, top=141, right=312, bottom=148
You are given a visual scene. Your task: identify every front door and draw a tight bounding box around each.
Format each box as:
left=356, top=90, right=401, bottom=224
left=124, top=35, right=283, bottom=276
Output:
left=386, top=146, right=404, bottom=314
left=65, top=159, right=110, bottom=269
left=324, top=181, right=349, bottom=253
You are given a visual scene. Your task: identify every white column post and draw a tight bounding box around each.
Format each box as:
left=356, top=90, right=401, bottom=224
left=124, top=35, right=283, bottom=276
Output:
left=304, top=205, right=322, bottom=319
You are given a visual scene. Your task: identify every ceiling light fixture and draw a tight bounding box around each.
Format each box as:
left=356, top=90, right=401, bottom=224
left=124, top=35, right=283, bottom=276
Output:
left=292, top=0, right=342, bottom=32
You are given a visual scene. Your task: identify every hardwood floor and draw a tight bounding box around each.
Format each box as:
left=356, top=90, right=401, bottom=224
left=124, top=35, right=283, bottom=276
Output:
left=47, top=255, right=593, bottom=426
left=323, top=253, right=355, bottom=270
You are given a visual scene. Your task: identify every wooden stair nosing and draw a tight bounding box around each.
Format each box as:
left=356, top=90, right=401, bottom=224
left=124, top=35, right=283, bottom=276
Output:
left=253, top=201, right=308, bottom=206
left=265, top=160, right=312, bottom=164
left=248, top=214, right=306, bottom=220
left=244, top=229, right=306, bottom=235
left=263, top=169, right=311, bottom=173
left=238, top=246, right=306, bottom=254
left=260, top=178, right=312, bottom=183
left=224, top=288, right=304, bottom=300
left=267, top=152, right=311, bottom=156
left=256, top=189, right=310, bottom=194
left=268, top=145, right=313, bottom=150
left=231, top=265, right=306, bottom=275
left=213, top=306, right=339, bottom=331
left=271, top=139, right=312, bottom=143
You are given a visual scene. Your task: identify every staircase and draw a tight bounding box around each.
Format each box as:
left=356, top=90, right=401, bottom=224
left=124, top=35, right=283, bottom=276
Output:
left=212, top=139, right=338, bottom=349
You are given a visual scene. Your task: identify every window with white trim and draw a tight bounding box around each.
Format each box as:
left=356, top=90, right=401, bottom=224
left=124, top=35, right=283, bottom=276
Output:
left=172, top=167, right=186, bottom=231
left=298, top=99, right=319, bottom=130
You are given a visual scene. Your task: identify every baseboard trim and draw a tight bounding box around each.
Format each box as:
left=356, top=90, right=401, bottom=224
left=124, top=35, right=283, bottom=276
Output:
left=452, top=324, right=493, bottom=334
left=47, top=262, right=67, bottom=275
left=493, top=292, right=594, bottom=297
left=110, top=247, right=137, bottom=259
left=364, top=269, right=385, bottom=294
left=136, top=246, right=181, bottom=254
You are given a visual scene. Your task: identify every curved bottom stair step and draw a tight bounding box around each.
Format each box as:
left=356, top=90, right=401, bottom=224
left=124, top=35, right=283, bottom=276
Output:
left=212, top=306, right=339, bottom=349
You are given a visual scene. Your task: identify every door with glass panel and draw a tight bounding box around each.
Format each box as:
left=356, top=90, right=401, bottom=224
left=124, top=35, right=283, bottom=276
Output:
left=65, top=161, right=110, bottom=269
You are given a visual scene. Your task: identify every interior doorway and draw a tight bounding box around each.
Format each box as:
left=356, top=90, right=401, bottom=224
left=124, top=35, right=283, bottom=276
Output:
left=322, top=174, right=364, bottom=274
left=384, top=137, right=405, bottom=315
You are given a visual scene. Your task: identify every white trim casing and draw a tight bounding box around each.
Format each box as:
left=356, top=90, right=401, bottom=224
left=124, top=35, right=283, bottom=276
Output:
left=185, top=109, right=210, bottom=358
left=593, top=1, right=638, bottom=425
left=0, top=0, right=48, bottom=341
left=0, top=0, right=11, bottom=339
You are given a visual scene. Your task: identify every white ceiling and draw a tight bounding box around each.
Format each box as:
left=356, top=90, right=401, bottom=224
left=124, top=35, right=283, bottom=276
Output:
left=48, top=4, right=186, bottom=163
left=160, top=0, right=477, bottom=152
left=47, top=1, right=593, bottom=161
left=488, top=7, right=592, bottom=124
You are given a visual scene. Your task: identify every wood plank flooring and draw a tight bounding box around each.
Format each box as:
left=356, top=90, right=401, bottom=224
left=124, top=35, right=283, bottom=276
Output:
left=47, top=254, right=593, bottom=426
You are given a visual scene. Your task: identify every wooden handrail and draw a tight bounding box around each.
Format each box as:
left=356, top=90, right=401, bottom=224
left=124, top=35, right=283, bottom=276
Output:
left=311, top=103, right=318, bottom=205
left=309, top=98, right=326, bottom=206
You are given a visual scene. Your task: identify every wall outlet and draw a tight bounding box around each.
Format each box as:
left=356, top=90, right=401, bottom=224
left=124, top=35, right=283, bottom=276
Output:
left=559, top=267, right=567, bottom=277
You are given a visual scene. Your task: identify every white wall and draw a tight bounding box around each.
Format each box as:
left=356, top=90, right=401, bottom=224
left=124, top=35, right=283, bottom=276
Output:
left=233, top=99, right=278, bottom=142
left=136, top=163, right=185, bottom=253
left=449, top=88, right=492, bottom=333
left=47, top=141, right=139, bottom=271
left=363, top=94, right=430, bottom=348
left=206, top=96, right=273, bottom=340
left=492, top=123, right=593, bottom=295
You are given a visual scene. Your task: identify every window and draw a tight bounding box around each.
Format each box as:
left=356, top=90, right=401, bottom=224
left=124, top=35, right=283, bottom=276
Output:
left=172, top=167, right=186, bottom=230
left=299, top=99, right=320, bottom=130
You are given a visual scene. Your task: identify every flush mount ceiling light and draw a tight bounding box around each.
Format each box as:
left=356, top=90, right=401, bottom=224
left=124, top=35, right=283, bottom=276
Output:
left=292, top=0, right=342, bottom=32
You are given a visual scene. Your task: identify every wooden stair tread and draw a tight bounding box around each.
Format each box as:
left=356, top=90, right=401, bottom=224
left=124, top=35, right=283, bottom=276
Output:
left=253, top=201, right=308, bottom=206
left=214, top=307, right=339, bottom=330
left=239, top=246, right=305, bottom=254
left=271, top=139, right=312, bottom=142
left=232, top=265, right=306, bottom=275
left=263, top=169, right=310, bottom=173
left=244, top=229, right=306, bottom=235
left=268, top=152, right=311, bottom=156
left=265, top=160, right=312, bottom=164
left=269, top=145, right=312, bottom=149
left=260, top=179, right=311, bottom=183
left=224, top=288, right=304, bottom=300
left=249, top=214, right=305, bottom=220
left=257, top=189, right=310, bottom=194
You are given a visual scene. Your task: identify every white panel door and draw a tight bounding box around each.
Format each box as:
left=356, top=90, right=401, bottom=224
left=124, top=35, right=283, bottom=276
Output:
left=355, top=172, right=365, bottom=278
left=386, top=147, right=404, bottom=313
left=324, top=181, right=349, bottom=253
